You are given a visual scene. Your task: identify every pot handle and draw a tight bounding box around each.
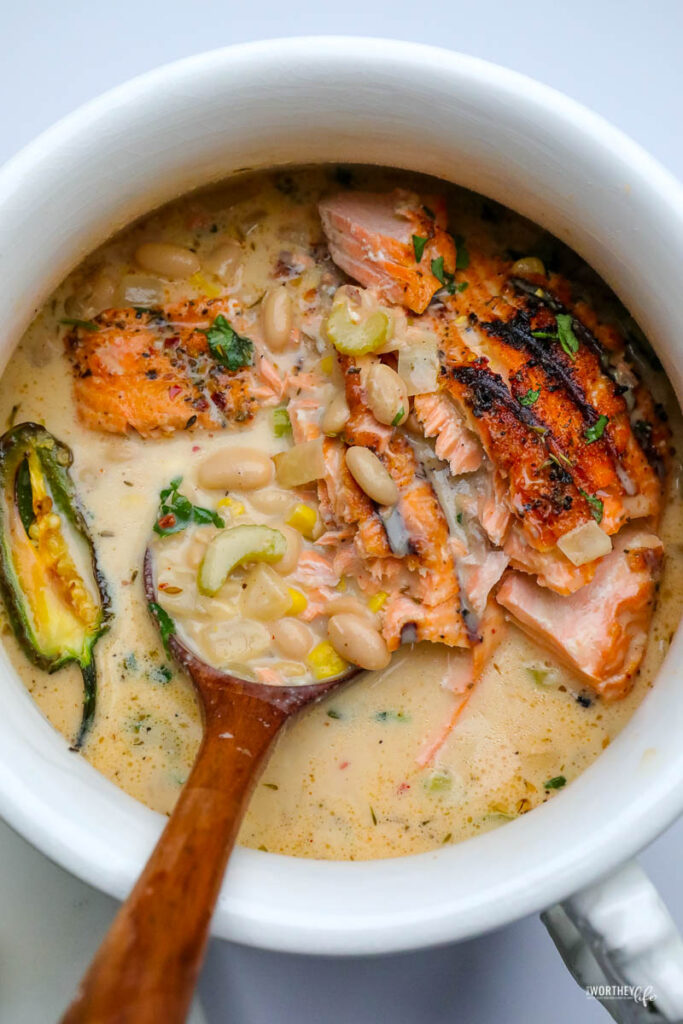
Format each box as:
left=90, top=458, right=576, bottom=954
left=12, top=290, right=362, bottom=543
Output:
left=542, top=860, right=683, bottom=1023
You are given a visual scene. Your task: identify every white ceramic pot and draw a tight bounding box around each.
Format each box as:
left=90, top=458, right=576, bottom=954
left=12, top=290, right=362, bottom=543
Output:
left=1, top=37, right=682, bottom=1020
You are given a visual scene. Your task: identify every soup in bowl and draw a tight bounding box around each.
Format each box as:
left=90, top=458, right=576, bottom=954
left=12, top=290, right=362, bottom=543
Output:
left=1, top=40, right=683, bottom=958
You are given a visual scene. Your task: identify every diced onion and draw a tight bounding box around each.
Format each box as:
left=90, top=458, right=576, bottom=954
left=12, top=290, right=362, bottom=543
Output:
left=118, top=274, right=164, bottom=306
left=397, top=339, right=439, bottom=396
left=557, top=520, right=612, bottom=566
left=273, top=437, right=325, bottom=488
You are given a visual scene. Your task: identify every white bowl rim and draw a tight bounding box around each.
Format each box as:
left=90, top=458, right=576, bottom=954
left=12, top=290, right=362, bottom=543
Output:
left=0, top=36, right=682, bottom=956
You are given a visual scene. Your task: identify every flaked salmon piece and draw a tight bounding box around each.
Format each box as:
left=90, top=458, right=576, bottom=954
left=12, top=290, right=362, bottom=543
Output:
left=330, top=351, right=469, bottom=649
left=318, top=190, right=456, bottom=314
left=503, top=526, right=594, bottom=595
left=458, top=549, right=509, bottom=618
left=66, top=299, right=276, bottom=437
left=340, top=354, right=465, bottom=612
left=381, top=595, right=468, bottom=651
left=319, top=438, right=393, bottom=560
left=497, top=529, right=664, bottom=699
left=413, top=393, right=483, bottom=475
left=415, top=599, right=506, bottom=765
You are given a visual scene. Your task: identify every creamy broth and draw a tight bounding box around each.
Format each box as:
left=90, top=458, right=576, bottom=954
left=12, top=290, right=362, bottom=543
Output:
left=1, top=166, right=681, bottom=859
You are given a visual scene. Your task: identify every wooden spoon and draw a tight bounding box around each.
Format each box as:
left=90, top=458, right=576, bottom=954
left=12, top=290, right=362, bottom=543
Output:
left=60, top=548, right=360, bottom=1024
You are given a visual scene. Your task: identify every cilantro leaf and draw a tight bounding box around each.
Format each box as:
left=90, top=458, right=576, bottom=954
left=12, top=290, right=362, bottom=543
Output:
left=154, top=477, right=224, bottom=536
left=412, top=235, right=428, bottom=263
left=431, top=256, right=446, bottom=284
left=584, top=414, right=608, bottom=443
left=454, top=234, right=470, bottom=271
left=555, top=314, right=580, bottom=360
left=519, top=388, right=541, bottom=407
left=544, top=775, right=566, bottom=790
left=579, top=488, right=604, bottom=523
left=201, top=314, right=253, bottom=371
left=148, top=602, right=176, bottom=657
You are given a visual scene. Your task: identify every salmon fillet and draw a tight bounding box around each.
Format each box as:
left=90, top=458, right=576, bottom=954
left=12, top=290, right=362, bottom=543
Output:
left=319, top=190, right=457, bottom=314
left=66, top=299, right=274, bottom=437
left=496, top=529, right=664, bottom=699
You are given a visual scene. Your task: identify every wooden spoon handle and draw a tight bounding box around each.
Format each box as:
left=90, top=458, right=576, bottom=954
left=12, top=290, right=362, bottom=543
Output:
left=61, top=695, right=286, bottom=1024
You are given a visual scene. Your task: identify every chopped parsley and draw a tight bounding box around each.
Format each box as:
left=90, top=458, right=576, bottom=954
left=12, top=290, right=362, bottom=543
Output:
left=272, top=406, right=292, bottom=437
left=327, top=708, right=342, bottom=719
left=556, top=314, right=580, bottom=359
left=370, top=806, right=378, bottom=825
left=374, top=709, right=410, bottom=723
left=154, top=476, right=224, bottom=536
left=532, top=313, right=580, bottom=360
left=60, top=317, right=99, bottom=332
left=519, top=387, right=541, bottom=407
left=544, top=775, right=567, bottom=790
left=412, top=235, right=428, bottom=263
left=430, top=256, right=465, bottom=296
left=454, top=234, right=470, bottom=271
left=431, top=255, right=446, bottom=284
left=391, top=406, right=405, bottom=427
left=201, top=314, right=253, bottom=371
left=148, top=664, right=173, bottom=684
left=148, top=602, right=176, bottom=656
left=579, top=488, right=604, bottom=523
left=584, top=414, right=609, bottom=443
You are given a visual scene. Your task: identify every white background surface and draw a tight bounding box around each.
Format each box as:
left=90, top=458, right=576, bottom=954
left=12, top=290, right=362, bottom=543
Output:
left=1, top=2, right=682, bottom=1022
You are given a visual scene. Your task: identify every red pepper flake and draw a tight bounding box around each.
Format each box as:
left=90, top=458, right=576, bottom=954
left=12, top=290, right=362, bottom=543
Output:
left=397, top=782, right=411, bottom=794
left=157, top=513, right=176, bottom=530
left=339, top=760, right=349, bottom=770
left=168, top=385, right=183, bottom=399
left=192, top=445, right=201, bottom=453
left=164, top=335, right=180, bottom=348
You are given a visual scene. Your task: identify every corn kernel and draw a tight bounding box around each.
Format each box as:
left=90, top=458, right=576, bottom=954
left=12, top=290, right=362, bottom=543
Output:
left=189, top=271, right=222, bottom=298
left=287, top=588, right=308, bottom=616
left=286, top=503, right=318, bottom=539
left=307, top=641, right=348, bottom=680
left=217, top=496, right=245, bottom=515
left=368, top=591, right=388, bottom=613
left=320, top=355, right=335, bottom=376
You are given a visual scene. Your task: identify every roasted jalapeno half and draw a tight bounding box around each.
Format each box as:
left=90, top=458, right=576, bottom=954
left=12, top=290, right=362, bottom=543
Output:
left=0, top=423, right=112, bottom=748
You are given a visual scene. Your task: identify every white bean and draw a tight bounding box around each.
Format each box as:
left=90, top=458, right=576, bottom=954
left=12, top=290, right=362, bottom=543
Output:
left=248, top=488, right=298, bottom=516
left=198, top=447, right=274, bottom=490
left=322, top=392, right=350, bottom=435
left=325, top=596, right=377, bottom=624
left=261, top=287, right=293, bottom=351
left=366, top=362, right=408, bottom=426
left=134, top=242, right=200, bottom=280
left=345, top=446, right=399, bottom=506
left=271, top=619, right=313, bottom=660
left=327, top=613, right=391, bottom=671
left=203, top=240, right=243, bottom=283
